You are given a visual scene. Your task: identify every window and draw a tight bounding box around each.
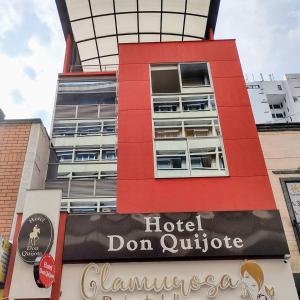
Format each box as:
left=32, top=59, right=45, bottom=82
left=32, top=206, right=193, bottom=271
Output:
left=182, top=97, right=208, bottom=111
left=294, top=96, right=298, bottom=102
left=53, top=124, right=76, bottom=137
left=154, top=119, right=220, bottom=140
left=276, top=113, right=284, bottom=118
left=57, top=149, right=73, bottom=162
left=103, top=121, right=116, bottom=134
left=150, top=62, right=227, bottom=178
left=151, top=65, right=181, bottom=94
left=190, top=147, right=224, bottom=170
left=269, top=104, right=273, bottom=109
left=151, top=63, right=211, bottom=94
left=272, top=114, right=275, bottom=118
left=281, top=179, right=300, bottom=251
left=247, top=84, right=260, bottom=89
left=153, top=95, right=215, bottom=114
left=277, top=85, right=282, bottom=90
left=157, top=151, right=186, bottom=170
left=154, top=103, right=179, bottom=112
left=77, top=123, right=101, bottom=136
left=283, top=112, right=286, bottom=117
left=273, top=104, right=281, bottom=109
left=102, top=149, right=117, bottom=160
left=75, top=150, right=99, bottom=161
left=180, top=63, right=210, bottom=87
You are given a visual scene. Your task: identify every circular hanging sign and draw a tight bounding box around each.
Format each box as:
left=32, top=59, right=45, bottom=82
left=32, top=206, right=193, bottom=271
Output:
left=33, top=254, right=55, bottom=288
left=17, top=213, right=54, bottom=264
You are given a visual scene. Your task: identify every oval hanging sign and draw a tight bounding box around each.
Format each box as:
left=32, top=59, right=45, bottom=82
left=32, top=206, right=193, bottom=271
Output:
left=17, top=213, right=54, bottom=264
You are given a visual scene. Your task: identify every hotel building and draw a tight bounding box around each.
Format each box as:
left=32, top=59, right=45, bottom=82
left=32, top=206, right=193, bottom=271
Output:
left=2, top=1, right=300, bottom=299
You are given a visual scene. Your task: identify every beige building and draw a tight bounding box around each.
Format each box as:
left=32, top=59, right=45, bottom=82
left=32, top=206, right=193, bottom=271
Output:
left=258, top=123, right=300, bottom=295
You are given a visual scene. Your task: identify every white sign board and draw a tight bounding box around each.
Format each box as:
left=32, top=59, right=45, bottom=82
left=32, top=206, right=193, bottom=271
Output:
left=61, top=260, right=298, bottom=300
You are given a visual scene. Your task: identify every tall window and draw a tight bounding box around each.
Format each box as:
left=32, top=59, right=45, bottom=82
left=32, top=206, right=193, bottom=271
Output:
left=150, top=62, right=228, bottom=178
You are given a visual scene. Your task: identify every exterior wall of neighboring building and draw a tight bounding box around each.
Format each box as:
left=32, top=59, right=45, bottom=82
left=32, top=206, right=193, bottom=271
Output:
left=117, top=39, right=276, bottom=213
left=0, top=120, right=50, bottom=240
left=258, top=126, right=300, bottom=273
left=248, top=74, right=300, bottom=124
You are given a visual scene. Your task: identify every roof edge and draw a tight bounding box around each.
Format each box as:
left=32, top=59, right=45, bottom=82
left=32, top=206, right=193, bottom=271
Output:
left=0, top=118, right=43, bottom=125
left=257, top=123, right=300, bottom=132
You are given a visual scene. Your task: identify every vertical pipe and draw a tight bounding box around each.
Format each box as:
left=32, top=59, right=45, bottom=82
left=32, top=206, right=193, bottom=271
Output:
left=63, top=34, right=72, bottom=73
left=209, top=28, right=215, bottom=40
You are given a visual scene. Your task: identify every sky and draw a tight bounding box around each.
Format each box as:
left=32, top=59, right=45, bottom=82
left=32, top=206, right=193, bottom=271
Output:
left=0, top=0, right=300, bottom=131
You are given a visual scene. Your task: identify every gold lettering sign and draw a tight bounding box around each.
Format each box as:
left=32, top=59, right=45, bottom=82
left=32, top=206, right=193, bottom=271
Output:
left=80, top=261, right=275, bottom=300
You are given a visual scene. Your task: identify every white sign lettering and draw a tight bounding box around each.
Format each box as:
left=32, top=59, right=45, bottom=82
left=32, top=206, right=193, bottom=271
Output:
left=107, top=215, right=243, bottom=254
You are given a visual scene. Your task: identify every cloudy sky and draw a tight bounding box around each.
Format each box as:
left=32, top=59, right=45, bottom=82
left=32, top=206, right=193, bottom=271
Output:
left=0, top=0, right=300, bottom=131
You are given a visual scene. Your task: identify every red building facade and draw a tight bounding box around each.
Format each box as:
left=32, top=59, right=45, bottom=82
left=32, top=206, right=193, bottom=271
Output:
left=118, top=40, right=276, bottom=213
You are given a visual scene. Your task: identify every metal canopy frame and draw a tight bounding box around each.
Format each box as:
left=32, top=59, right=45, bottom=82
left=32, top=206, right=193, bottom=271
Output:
left=56, top=0, right=220, bottom=71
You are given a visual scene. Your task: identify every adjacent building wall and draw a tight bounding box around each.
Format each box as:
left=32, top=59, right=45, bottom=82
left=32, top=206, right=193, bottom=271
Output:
left=258, top=125, right=300, bottom=272
left=0, top=122, right=31, bottom=239
left=0, top=120, right=50, bottom=240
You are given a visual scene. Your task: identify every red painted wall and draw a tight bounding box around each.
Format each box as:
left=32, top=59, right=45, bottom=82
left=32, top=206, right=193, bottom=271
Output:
left=117, top=40, right=276, bottom=213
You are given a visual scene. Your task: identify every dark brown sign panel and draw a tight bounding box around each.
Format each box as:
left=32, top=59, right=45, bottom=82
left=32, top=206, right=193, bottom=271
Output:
left=18, top=214, right=54, bottom=264
left=63, top=210, right=289, bottom=262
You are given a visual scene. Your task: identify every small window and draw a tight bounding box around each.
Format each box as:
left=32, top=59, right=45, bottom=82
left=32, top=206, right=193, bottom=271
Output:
left=189, top=147, right=224, bottom=170
left=277, top=85, right=282, bottom=90
left=180, top=63, right=210, bottom=87
left=269, top=104, right=273, bottom=109
left=103, top=121, right=116, bottom=134
left=283, top=112, right=286, bottom=117
left=157, top=157, right=186, bottom=169
left=57, top=150, right=73, bottom=162
left=53, top=124, right=76, bottom=137
left=155, top=128, right=182, bottom=139
left=273, top=104, right=281, bottom=109
left=154, top=103, right=179, bottom=112
left=75, top=151, right=99, bottom=161
left=78, top=123, right=101, bottom=136
left=272, top=114, right=275, bottom=118
left=276, top=113, right=284, bottom=118
left=293, top=96, right=298, bottom=102
left=191, top=155, right=214, bottom=168
left=102, top=149, right=117, bottom=160
left=182, top=100, right=208, bottom=111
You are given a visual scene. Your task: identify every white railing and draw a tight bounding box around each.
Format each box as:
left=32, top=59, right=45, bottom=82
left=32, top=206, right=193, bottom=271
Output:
left=61, top=197, right=116, bottom=213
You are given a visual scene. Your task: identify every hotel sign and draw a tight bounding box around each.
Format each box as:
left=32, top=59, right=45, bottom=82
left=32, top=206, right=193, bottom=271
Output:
left=18, top=214, right=54, bottom=264
left=63, top=210, right=288, bottom=262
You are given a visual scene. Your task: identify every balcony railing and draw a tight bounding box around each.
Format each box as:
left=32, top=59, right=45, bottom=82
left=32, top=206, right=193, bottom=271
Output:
left=61, top=197, right=116, bottom=213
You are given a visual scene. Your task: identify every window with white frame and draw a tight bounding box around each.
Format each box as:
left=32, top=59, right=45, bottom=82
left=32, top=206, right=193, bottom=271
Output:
left=156, top=150, right=186, bottom=170
left=150, top=62, right=228, bottom=178
left=52, top=120, right=116, bottom=137
left=151, top=63, right=211, bottom=94
left=55, top=146, right=117, bottom=163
